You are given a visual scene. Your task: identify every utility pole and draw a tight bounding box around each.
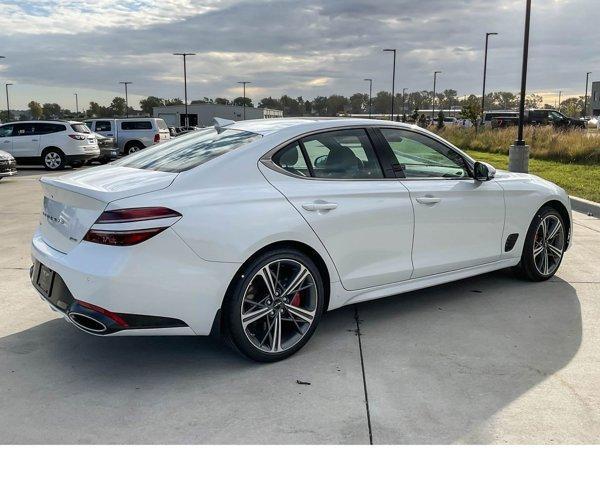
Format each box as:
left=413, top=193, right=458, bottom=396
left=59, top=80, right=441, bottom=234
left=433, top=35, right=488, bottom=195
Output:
left=509, top=0, right=532, bottom=173
left=174, top=53, right=195, bottom=127
left=119, top=81, right=132, bottom=118
left=584, top=72, right=592, bottom=118
left=481, top=32, right=498, bottom=124
left=74, top=93, right=79, bottom=117
left=383, top=49, right=397, bottom=120
left=432, top=71, right=441, bottom=122
left=558, top=90, right=562, bottom=112
left=364, top=78, right=372, bottom=118
left=237, top=81, right=251, bottom=120
left=402, top=87, right=408, bottom=121
left=5, top=83, right=12, bottom=121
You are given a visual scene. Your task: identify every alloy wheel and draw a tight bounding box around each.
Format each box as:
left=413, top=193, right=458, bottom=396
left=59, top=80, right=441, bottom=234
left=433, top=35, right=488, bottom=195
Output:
left=241, top=259, right=318, bottom=353
left=128, top=145, right=140, bottom=154
left=44, top=152, right=62, bottom=169
left=533, top=214, right=564, bottom=276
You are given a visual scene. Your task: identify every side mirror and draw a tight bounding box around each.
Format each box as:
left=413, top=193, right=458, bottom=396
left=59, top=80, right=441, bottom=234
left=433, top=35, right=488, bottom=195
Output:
left=473, top=161, right=494, bottom=181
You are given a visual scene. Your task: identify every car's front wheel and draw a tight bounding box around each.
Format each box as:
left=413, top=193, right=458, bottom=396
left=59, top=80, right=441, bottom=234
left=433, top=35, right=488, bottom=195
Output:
left=224, top=249, right=325, bottom=362
left=514, top=205, right=566, bottom=281
left=42, top=149, right=65, bottom=171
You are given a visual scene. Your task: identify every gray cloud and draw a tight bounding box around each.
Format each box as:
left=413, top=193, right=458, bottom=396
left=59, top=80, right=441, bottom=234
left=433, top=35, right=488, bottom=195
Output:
left=0, top=0, right=598, bottom=109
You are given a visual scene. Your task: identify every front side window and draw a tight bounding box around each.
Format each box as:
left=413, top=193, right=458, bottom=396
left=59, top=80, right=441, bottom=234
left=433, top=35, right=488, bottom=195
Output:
left=300, top=129, right=383, bottom=179
left=380, top=129, right=469, bottom=179
left=121, top=121, right=152, bottom=130
left=112, top=127, right=260, bottom=173
left=95, top=121, right=112, bottom=132
left=0, top=125, right=13, bottom=137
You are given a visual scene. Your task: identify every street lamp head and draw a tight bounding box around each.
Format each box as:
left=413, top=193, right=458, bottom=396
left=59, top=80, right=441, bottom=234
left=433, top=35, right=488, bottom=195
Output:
left=487, top=32, right=498, bottom=36
left=383, top=48, right=396, bottom=52
left=435, top=71, right=442, bottom=74
left=6, top=83, right=13, bottom=86
left=237, top=81, right=251, bottom=85
left=119, top=81, right=132, bottom=85
left=173, top=52, right=196, bottom=56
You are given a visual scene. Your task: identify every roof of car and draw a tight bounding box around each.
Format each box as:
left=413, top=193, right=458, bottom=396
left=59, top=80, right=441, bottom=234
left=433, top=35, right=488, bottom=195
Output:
left=1, top=119, right=81, bottom=125
left=228, top=117, right=415, bottom=135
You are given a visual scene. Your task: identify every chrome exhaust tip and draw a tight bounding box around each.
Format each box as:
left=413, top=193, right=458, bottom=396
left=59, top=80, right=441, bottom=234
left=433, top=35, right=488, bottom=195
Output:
left=68, top=312, right=108, bottom=333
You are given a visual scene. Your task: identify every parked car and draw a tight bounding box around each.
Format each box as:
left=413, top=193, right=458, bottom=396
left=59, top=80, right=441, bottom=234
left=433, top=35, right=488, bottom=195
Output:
left=168, top=126, right=178, bottom=137
left=84, top=118, right=171, bottom=155
left=482, top=110, right=519, bottom=128
left=91, top=133, right=118, bottom=164
left=31, top=118, right=571, bottom=362
left=0, top=120, right=99, bottom=170
left=0, top=149, right=17, bottom=180
left=492, top=109, right=586, bottom=129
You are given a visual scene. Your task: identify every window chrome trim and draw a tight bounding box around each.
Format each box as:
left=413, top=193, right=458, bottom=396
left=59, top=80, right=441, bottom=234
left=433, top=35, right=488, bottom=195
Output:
left=260, top=124, right=476, bottom=181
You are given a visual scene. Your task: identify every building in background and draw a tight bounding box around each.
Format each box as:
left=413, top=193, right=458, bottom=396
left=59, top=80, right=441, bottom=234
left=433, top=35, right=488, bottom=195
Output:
left=591, top=81, right=600, bottom=117
left=152, top=104, right=283, bottom=127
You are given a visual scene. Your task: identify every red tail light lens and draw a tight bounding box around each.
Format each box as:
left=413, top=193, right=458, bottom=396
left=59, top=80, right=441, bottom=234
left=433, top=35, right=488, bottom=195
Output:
left=83, top=207, right=182, bottom=246
left=95, top=207, right=181, bottom=224
left=83, top=227, right=167, bottom=246
left=154, top=133, right=160, bottom=143
left=77, top=300, right=129, bottom=327
left=69, top=134, right=86, bottom=140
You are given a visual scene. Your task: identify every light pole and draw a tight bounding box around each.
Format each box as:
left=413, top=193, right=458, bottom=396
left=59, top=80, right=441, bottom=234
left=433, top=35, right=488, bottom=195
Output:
left=174, top=53, right=195, bottom=127
left=74, top=93, right=79, bottom=117
left=481, top=32, right=498, bottom=123
left=237, top=81, right=251, bottom=120
left=558, top=90, right=562, bottom=112
left=509, top=0, right=532, bottom=173
left=383, top=49, right=396, bottom=120
left=119, top=81, right=132, bottom=118
left=402, top=87, right=408, bottom=121
left=5, top=83, right=12, bottom=122
left=432, top=71, right=441, bottom=122
left=363, top=78, right=372, bottom=118
left=584, top=72, right=592, bottom=118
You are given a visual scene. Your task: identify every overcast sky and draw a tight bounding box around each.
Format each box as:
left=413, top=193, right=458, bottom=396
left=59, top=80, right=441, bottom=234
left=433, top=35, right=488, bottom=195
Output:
left=0, top=0, right=597, bottom=110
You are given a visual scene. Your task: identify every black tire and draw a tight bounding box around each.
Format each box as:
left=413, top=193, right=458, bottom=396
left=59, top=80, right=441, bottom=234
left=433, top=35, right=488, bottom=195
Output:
left=124, top=141, right=144, bottom=156
left=98, top=158, right=111, bottom=165
left=512, top=205, right=566, bottom=281
left=71, top=161, right=83, bottom=168
left=223, top=248, right=325, bottom=362
left=41, top=148, right=65, bottom=171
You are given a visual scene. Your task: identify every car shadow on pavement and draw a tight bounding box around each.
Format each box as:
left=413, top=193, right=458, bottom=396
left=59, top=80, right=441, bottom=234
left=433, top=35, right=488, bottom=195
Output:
left=355, top=269, right=583, bottom=444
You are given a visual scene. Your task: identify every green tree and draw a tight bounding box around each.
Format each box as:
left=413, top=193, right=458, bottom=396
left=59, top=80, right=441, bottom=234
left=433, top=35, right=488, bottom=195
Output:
left=461, top=101, right=480, bottom=131
left=560, top=96, right=585, bottom=117
left=28, top=101, right=43, bottom=119
left=233, top=96, right=253, bottom=107
left=525, top=93, right=543, bottom=109
left=110, top=97, right=127, bottom=116
left=349, top=93, right=368, bottom=114
left=139, top=96, right=165, bottom=115
left=312, top=96, right=328, bottom=116
left=164, top=98, right=183, bottom=106
left=258, top=97, right=282, bottom=110
left=215, top=97, right=230, bottom=105
left=42, top=103, right=62, bottom=119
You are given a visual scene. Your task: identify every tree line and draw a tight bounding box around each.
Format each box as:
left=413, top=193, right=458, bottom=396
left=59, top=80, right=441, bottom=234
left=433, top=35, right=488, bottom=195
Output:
left=3, top=89, right=588, bottom=123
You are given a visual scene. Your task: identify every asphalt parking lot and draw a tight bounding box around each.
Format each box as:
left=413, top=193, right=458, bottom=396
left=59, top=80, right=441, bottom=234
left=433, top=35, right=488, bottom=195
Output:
left=1, top=167, right=599, bottom=444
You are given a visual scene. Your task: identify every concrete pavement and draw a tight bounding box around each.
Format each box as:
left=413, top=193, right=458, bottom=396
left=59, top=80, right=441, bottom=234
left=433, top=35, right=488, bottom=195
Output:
left=0, top=168, right=599, bottom=444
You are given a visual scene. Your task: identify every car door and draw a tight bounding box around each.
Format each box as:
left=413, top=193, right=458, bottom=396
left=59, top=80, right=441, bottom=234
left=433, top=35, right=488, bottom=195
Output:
left=259, top=128, right=414, bottom=291
left=0, top=124, right=13, bottom=154
left=378, top=128, right=505, bottom=278
left=11, top=123, right=41, bottom=159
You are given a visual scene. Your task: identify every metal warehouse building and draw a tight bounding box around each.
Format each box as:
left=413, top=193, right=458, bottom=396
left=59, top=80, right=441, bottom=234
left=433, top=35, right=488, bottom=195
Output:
left=153, top=104, right=283, bottom=127
left=591, top=81, right=600, bottom=117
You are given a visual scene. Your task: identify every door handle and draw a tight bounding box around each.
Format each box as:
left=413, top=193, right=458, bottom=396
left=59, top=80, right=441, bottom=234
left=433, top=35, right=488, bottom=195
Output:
left=32, top=139, right=38, bottom=142
left=302, top=201, right=338, bottom=212
left=2, top=140, right=9, bottom=144
left=416, top=196, right=441, bottom=205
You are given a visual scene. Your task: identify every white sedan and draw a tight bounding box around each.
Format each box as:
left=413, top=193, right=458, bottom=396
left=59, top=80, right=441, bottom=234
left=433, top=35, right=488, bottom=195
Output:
left=31, top=118, right=571, bottom=361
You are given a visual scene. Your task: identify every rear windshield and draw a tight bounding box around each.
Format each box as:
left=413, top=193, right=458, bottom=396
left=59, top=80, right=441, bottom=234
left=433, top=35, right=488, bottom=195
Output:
left=71, top=123, right=91, bottom=133
left=112, top=127, right=261, bottom=173
left=156, top=119, right=168, bottom=130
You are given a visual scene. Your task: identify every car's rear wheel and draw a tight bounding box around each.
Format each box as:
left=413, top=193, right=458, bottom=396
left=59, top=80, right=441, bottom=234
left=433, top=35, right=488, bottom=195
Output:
left=42, top=149, right=65, bottom=170
left=125, top=141, right=144, bottom=155
left=513, top=206, right=566, bottom=281
left=224, top=249, right=325, bottom=362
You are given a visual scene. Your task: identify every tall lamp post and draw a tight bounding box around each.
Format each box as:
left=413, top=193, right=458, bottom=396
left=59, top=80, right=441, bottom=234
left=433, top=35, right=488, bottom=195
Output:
left=119, top=81, right=132, bottom=118
left=432, top=71, right=441, bottom=121
left=174, top=53, right=195, bottom=127
left=584, top=72, right=592, bottom=118
left=509, top=0, right=532, bottom=173
left=5, top=83, right=12, bottom=122
left=237, top=81, right=251, bottom=120
left=558, top=90, right=562, bottom=112
left=363, top=78, right=372, bottom=118
left=402, top=87, right=408, bottom=121
left=74, top=93, right=79, bottom=117
left=481, top=32, right=498, bottom=123
left=383, top=48, right=396, bottom=120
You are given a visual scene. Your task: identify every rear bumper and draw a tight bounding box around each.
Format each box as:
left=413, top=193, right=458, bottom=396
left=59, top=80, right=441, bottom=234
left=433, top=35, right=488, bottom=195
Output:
left=30, top=228, right=240, bottom=336
left=0, top=168, right=17, bottom=177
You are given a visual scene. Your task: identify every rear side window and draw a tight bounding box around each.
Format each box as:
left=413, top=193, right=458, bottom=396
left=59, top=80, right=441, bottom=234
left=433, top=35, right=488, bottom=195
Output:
left=14, top=124, right=36, bottom=136
left=37, top=123, right=67, bottom=134
left=272, top=142, right=310, bottom=177
left=71, top=123, right=90, bottom=133
left=112, top=127, right=260, bottom=173
left=95, top=121, right=112, bottom=132
left=121, top=121, right=152, bottom=130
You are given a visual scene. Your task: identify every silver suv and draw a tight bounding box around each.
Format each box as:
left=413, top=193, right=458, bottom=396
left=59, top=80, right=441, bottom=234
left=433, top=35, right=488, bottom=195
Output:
left=84, top=118, right=171, bottom=155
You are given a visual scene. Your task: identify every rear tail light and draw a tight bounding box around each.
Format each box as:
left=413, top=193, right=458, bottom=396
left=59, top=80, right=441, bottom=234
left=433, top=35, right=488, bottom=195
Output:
left=76, top=300, right=129, bottom=328
left=154, top=133, right=160, bottom=143
left=69, top=134, right=86, bottom=140
left=83, top=207, right=181, bottom=246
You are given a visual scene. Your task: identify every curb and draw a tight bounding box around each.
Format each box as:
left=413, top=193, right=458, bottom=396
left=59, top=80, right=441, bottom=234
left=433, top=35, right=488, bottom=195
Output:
left=570, top=196, right=600, bottom=218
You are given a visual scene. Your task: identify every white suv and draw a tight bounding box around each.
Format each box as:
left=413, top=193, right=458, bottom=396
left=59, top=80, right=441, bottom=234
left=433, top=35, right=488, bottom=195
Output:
left=0, top=120, right=100, bottom=170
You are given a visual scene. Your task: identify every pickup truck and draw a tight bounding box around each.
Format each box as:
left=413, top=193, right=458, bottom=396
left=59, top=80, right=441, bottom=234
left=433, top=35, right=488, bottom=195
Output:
left=84, top=117, right=171, bottom=155
left=491, top=109, right=586, bottom=129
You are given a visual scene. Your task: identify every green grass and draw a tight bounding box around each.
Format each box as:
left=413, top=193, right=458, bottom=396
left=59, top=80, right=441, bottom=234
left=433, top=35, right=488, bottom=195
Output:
left=465, top=150, right=600, bottom=203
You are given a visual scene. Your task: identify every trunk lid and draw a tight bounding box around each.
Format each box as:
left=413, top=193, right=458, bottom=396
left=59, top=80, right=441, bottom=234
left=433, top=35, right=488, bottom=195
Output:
left=39, top=165, right=177, bottom=253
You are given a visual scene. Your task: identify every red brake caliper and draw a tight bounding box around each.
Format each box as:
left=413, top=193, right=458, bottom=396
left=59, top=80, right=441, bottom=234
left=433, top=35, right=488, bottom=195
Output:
left=291, top=292, right=301, bottom=307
